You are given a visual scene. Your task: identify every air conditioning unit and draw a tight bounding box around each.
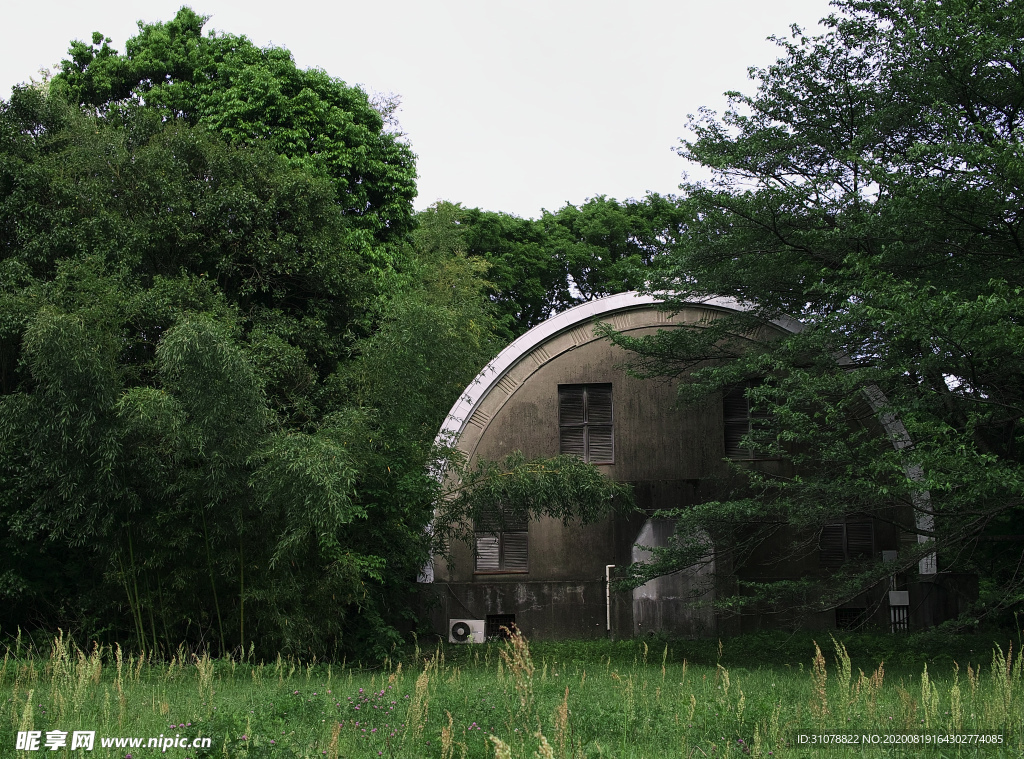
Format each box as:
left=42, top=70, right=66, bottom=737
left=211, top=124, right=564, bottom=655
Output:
left=448, top=619, right=485, bottom=644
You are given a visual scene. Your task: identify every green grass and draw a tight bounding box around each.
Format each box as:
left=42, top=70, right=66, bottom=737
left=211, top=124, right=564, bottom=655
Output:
left=1, top=631, right=1022, bottom=758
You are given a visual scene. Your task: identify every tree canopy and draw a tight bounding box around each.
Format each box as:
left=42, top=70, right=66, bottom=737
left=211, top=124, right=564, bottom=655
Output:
left=0, top=54, right=628, bottom=651
left=611, top=0, right=1024, bottom=624
left=449, top=195, right=685, bottom=336
left=58, top=7, right=416, bottom=245
left=0, top=12, right=490, bottom=657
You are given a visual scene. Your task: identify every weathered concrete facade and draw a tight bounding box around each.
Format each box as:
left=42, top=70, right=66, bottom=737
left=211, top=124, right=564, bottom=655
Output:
left=424, top=292, right=966, bottom=640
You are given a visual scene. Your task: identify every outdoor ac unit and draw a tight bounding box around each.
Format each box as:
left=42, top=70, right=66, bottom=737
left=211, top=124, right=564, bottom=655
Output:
left=448, top=619, right=485, bottom=644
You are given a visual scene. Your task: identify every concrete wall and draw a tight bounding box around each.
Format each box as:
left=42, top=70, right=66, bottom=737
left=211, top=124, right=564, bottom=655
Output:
left=632, top=520, right=716, bottom=637
left=429, top=299, right=949, bottom=640
left=432, top=304, right=757, bottom=639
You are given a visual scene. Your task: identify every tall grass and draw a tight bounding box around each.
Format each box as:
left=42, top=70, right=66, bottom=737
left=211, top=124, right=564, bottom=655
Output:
left=1, top=630, right=1021, bottom=757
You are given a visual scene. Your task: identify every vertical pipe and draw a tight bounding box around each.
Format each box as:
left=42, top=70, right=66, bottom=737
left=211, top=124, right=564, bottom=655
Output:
left=605, top=564, right=615, bottom=634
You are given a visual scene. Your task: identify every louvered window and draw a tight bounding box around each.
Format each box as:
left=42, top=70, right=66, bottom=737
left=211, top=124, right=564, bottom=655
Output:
left=820, top=520, right=875, bottom=568
left=475, top=508, right=529, bottom=573
left=558, top=384, right=614, bottom=463
left=723, top=383, right=775, bottom=460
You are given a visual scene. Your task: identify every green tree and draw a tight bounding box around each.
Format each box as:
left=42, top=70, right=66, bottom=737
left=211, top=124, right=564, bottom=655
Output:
left=611, top=0, right=1024, bottom=623
left=57, top=7, right=416, bottom=245
left=454, top=195, right=685, bottom=336
left=0, top=50, right=482, bottom=655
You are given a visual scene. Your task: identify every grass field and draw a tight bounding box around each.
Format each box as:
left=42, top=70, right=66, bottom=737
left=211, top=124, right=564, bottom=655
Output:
left=2, top=630, right=1022, bottom=758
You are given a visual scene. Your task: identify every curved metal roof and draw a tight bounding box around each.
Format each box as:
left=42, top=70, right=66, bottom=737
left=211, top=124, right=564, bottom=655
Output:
left=437, top=291, right=803, bottom=444
left=427, top=290, right=935, bottom=579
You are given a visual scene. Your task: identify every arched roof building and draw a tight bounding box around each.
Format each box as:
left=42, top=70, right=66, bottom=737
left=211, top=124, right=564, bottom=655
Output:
left=425, top=292, right=969, bottom=641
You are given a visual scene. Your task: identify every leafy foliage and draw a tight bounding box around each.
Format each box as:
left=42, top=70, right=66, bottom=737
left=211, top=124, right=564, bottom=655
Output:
left=0, top=16, right=497, bottom=657
left=433, top=451, right=635, bottom=561
left=454, top=195, right=686, bottom=335
left=57, top=7, right=416, bottom=244
left=611, top=0, right=1024, bottom=622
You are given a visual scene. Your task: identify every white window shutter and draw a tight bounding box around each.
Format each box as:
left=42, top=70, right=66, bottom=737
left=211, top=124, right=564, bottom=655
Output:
left=587, top=426, right=614, bottom=463
left=476, top=535, right=500, bottom=571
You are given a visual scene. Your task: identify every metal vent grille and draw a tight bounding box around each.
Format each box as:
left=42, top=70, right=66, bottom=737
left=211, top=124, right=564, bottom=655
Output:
left=835, top=608, right=867, bottom=630
left=486, top=614, right=517, bottom=639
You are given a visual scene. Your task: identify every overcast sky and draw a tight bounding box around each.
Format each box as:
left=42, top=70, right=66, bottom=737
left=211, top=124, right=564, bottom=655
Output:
left=2, top=0, right=833, bottom=219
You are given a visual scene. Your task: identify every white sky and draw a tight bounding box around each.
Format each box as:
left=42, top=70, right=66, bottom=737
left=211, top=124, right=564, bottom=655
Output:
left=2, top=0, right=832, bottom=219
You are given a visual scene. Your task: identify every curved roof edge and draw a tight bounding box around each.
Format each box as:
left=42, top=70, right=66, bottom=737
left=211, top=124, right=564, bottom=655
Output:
left=437, top=291, right=804, bottom=444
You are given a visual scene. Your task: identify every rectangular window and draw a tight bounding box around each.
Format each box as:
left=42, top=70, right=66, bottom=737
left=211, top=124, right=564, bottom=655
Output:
left=558, top=384, right=614, bottom=463
left=820, top=520, right=875, bottom=568
left=723, top=382, right=775, bottom=460
left=475, top=508, right=529, bottom=573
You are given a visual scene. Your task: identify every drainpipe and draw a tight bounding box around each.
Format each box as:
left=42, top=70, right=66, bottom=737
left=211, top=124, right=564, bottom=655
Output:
left=605, top=564, right=615, bottom=636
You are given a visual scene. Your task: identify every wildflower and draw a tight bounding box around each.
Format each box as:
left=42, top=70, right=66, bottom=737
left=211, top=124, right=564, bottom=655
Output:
left=270, top=740, right=276, bottom=745
left=241, top=735, right=248, bottom=741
